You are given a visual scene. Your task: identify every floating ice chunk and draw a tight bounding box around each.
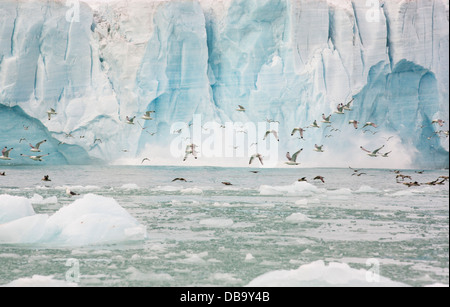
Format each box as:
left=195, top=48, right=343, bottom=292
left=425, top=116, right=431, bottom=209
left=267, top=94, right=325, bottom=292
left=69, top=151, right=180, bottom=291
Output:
left=259, top=182, right=320, bottom=196
left=120, top=183, right=140, bottom=190
left=0, top=195, right=36, bottom=224
left=43, top=194, right=147, bottom=246
left=180, top=188, right=203, bottom=195
left=245, top=253, right=255, bottom=261
left=294, top=199, right=308, bottom=206
left=286, top=213, right=311, bottom=223
left=354, top=186, right=381, bottom=194
left=1, top=275, right=78, bottom=287
left=29, top=194, right=58, bottom=204
left=246, top=260, right=408, bottom=287
left=0, top=194, right=147, bottom=246
left=327, top=188, right=352, bottom=196
left=0, top=214, right=48, bottom=244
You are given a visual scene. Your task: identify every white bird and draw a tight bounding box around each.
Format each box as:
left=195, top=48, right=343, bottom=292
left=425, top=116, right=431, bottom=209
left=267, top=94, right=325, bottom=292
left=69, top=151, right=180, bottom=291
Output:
left=314, top=144, right=324, bottom=152
left=344, top=98, right=354, bottom=111
left=310, top=120, right=320, bottom=128
left=321, top=114, right=332, bottom=124
left=285, top=149, right=303, bottom=165
left=125, top=116, right=136, bottom=124
left=249, top=153, right=264, bottom=166
left=66, top=187, right=80, bottom=197
left=334, top=104, right=345, bottom=114
left=432, top=119, right=445, bottom=127
left=236, top=105, right=246, bottom=112
left=47, top=108, right=57, bottom=120
left=141, top=111, right=155, bottom=120
left=360, top=145, right=384, bottom=157
left=29, top=140, right=47, bottom=152
left=265, top=118, right=280, bottom=124
left=183, top=144, right=198, bottom=161
left=263, top=130, right=279, bottom=141
left=0, top=147, right=13, bottom=160
left=348, top=120, right=359, bottom=129
left=20, top=153, right=50, bottom=161
left=363, top=122, right=378, bottom=128
left=380, top=151, right=392, bottom=158
left=291, top=127, right=305, bottom=139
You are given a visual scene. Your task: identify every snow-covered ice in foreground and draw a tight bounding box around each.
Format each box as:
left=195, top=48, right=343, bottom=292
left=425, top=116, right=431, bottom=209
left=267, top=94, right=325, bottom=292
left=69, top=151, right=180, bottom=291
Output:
left=246, top=260, right=408, bottom=287
left=0, top=194, right=147, bottom=246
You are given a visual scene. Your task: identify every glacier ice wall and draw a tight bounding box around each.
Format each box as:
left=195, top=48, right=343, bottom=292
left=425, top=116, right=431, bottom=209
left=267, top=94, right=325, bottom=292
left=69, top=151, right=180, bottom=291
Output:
left=0, top=0, right=448, bottom=168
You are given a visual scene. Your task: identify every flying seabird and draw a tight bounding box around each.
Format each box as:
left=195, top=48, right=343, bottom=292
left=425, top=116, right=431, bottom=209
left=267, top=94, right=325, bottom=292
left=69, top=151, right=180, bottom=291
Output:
left=141, top=158, right=150, bottom=164
left=348, top=120, right=359, bottom=129
left=265, top=118, right=280, bottom=124
left=141, top=111, right=155, bottom=120
left=380, top=151, right=392, bottom=157
left=47, top=108, right=57, bottom=120
left=291, top=127, right=305, bottom=139
left=29, top=140, right=47, bottom=152
left=362, top=122, right=378, bottom=128
left=334, top=104, right=345, bottom=114
left=314, top=144, right=324, bottom=152
left=1, top=147, right=13, bottom=160
left=353, top=172, right=367, bottom=176
left=172, top=178, right=187, bottom=182
left=66, top=187, right=80, bottom=196
left=403, top=181, right=420, bottom=187
left=349, top=166, right=360, bottom=173
left=321, top=114, right=332, bottom=124
left=360, top=145, right=384, bottom=157
left=263, top=130, right=279, bottom=141
left=396, top=174, right=412, bottom=181
left=432, top=119, right=445, bottom=127
left=344, top=99, right=354, bottom=111
left=20, top=153, right=50, bottom=162
left=314, top=176, right=325, bottom=183
left=285, top=149, right=303, bottom=165
left=298, top=177, right=307, bottom=182
left=310, top=120, right=320, bottom=128
left=236, top=105, right=246, bottom=112
left=249, top=153, right=264, bottom=166
left=183, top=144, right=198, bottom=161
left=125, top=116, right=136, bottom=124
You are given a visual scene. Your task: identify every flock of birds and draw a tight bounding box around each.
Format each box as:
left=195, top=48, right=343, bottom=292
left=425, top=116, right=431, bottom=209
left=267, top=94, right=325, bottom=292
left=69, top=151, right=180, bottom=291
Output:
left=238, top=98, right=447, bottom=166
left=0, top=100, right=448, bottom=184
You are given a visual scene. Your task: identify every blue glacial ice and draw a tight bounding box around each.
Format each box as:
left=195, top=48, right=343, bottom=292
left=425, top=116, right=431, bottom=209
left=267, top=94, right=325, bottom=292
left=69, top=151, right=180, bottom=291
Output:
left=0, top=0, right=448, bottom=168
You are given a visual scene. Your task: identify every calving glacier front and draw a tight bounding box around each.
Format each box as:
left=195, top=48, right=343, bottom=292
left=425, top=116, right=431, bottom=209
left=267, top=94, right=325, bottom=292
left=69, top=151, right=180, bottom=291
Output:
left=0, top=0, right=448, bottom=168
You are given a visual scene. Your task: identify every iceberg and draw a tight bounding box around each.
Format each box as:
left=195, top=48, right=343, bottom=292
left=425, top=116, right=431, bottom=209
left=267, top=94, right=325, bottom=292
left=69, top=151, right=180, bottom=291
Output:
left=0, top=193, right=147, bottom=246
left=246, top=260, right=409, bottom=287
left=0, top=0, right=448, bottom=168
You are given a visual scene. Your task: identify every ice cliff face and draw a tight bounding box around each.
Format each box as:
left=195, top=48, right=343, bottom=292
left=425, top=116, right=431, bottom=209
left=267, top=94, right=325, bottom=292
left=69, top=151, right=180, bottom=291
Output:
left=0, top=0, right=448, bottom=168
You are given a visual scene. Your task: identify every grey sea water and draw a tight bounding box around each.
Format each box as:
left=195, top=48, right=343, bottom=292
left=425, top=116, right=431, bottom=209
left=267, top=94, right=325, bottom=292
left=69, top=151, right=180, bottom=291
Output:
left=0, top=165, right=448, bottom=287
